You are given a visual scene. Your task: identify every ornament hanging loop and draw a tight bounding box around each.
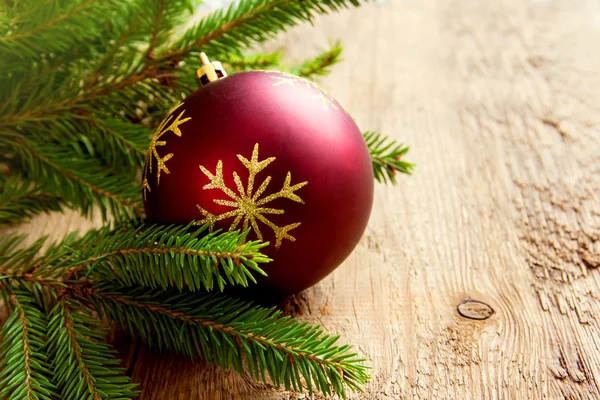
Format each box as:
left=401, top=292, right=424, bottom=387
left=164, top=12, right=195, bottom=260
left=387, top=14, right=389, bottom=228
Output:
left=196, top=52, right=227, bottom=87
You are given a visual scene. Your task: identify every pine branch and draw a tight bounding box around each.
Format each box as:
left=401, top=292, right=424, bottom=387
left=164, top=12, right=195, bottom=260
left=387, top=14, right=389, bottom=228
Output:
left=141, top=0, right=195, bottom=62
left=0, top=0, right=363, bottom=119
left=170, top=0, right=361, bottom=59
left=0, top=234, right=71, bottom=311
left=72, top=117, right=149, bottom=174
left=82, top=223, right=271, bottom=292
left=0, top=234, right=47, bottom=276
left=0, top=0, right=128, bottom=62
left=0, top=176, right=63, bottom=226
left=0, top=229, right=94, bottom=282
left=0, top=69, right=175, bottom=131
left=0, top=229, right=371, bottom=398
left=289, top=42, right=343, bottom=78
left=0, top=223, right=270, bottom=293
left=6, top=136, right=143, bottom=220
left=364, top=131, right=414, bottom=184
left=47, top=298, right=138, bottom=400
left=0, top=290, right=58, bottom=400
left=88, top=283, right=370, bottom=399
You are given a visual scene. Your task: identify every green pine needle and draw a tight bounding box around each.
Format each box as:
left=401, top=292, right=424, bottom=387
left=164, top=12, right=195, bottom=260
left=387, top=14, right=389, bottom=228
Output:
left=0, top=176, right=63, bottom=227
left=172, top=0, right=360, bottom=59
left=290, top=42, right=343, bottom=79
left=81, top=223, right=271, bottom=291
left=364, top=131, right=414, bottom=184
left=0, top=221, right=371, bottom=398
left=0, top=290, right=58, bottom=400
left=5, top=136, right=143, bottom=221
left=88, top=283, right=371, bottom=399
left=47, top=298, right=139, bottom=400
left=0, top=1, right=129, bottom=68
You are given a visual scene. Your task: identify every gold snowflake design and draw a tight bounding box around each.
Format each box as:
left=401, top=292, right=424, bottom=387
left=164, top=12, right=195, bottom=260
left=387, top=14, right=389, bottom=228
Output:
left=143, top=102, right=191, bottom=200
left=196, top=143, right=308, bottom=248
left=269, top=71, right=348, bottom=113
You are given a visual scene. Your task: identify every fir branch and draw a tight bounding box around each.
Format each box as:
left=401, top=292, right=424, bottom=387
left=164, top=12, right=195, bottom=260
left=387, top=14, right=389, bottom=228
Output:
left=47, top=298, right=138, bottom=400
left=0, top=235, right=68, bottom=311
left=7, top=136, right=143, bottom=220
left=0, top=176, right=63, bottom=226
left=89, top=284, right=370, bottom=399
left=0, top=70, right=171, bottom=129
left=141, top=0, right=195, bottom=62
left=0, top=0, right=127, bottom=61
left=224, top=51, right=283, bottom=72
left=75, top=117, right=149, bottom=173
left=83, top=223, right=271, bottom=291
left=0, top=268, right=63, bottom=292
left=88, top=8, right=144, bottom=77
left=0, top=223, right=270, bottom=293
left=0, top=290, right=58, bottom=400
left=170, top=0, right=361, bottom=59
left=289, top=42, right=343, bottom=78
left=1, top=1, right=363, bottom=129
left=364, top=131, right=414, bottom=184
left=0, top=230, right=371, bottom=398
left=42, top=115, right=150, bottom=175
left=0, top=234, right=46, bottom=276
left=0, top=231, right=86, bottom=283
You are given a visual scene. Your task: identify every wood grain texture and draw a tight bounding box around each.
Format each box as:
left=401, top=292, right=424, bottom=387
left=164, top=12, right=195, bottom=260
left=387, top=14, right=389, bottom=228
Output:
left=7, top=0, right=600, bottom=398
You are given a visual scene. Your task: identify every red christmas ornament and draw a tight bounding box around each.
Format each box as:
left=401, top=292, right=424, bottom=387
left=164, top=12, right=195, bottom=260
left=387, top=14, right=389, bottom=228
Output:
left=143, top=54, right=373, bottom=295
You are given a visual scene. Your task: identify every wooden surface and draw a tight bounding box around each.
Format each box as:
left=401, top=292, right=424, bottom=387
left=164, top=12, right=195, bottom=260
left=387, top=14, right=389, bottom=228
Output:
left=11, top=0, right=600, bottom=398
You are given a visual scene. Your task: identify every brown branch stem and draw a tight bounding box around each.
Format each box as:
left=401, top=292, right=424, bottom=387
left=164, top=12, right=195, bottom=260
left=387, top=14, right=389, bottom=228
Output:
left=73, top=245, right=252, bottom=271
left=0, top=268, right=63, bottom=290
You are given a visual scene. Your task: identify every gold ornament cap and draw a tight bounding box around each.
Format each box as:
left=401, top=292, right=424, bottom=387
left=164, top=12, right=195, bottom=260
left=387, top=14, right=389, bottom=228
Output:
left=196, top=52, right=227, bottom=87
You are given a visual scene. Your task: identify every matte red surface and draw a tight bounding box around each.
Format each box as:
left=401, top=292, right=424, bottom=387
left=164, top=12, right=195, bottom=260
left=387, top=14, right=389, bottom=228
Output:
left=143, top=71, right=374, bottom=295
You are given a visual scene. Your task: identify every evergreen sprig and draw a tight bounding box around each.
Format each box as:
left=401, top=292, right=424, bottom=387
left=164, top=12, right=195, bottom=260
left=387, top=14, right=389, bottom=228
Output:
left=0, top=176, right=63, bottom=226
left=88, top=283, right=370, bottom=398
left=172, top=0, right=360, bottom=59
left=6, top=136, right=143, bottom=221
left=0, top=290, right=58, bottom=400
left=364, top=131, right=414, bottom=183
left=290, top=42, right=343, bottom=78
left=81, top=223, right=270, bottom=291
left=47, top=298, right=138, bottom=400
left=0, top=0, right=127, bottom=66
left=0, top=230, right=369, bottom=398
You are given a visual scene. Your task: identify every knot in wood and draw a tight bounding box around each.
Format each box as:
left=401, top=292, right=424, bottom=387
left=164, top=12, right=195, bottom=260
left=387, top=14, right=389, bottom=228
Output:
left=457, top=299, right=494, bottom=320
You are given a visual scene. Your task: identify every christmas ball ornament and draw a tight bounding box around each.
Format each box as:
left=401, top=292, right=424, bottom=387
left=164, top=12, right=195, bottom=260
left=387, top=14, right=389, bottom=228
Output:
left=143, top=53, right=374, bottom=295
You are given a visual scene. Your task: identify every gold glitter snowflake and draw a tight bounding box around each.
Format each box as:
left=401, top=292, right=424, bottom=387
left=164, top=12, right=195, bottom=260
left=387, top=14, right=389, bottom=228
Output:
left=196, top=143, right=308, bottom=248
left=270, top=72, right=345, bottom=112
left=143, top=102, right=191, bottom=200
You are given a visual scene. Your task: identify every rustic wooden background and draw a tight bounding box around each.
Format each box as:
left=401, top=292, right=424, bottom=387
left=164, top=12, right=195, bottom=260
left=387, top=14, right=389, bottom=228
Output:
left=10, top=0, right=600, bottom=398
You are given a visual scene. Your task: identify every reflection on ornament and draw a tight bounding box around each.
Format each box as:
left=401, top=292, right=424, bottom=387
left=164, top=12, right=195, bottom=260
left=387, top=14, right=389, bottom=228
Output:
left=143, top=102, right=191, bottom=200
left=269, top=71, right=343, bottom=112
left=196, top=143, right=308, bottom=248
